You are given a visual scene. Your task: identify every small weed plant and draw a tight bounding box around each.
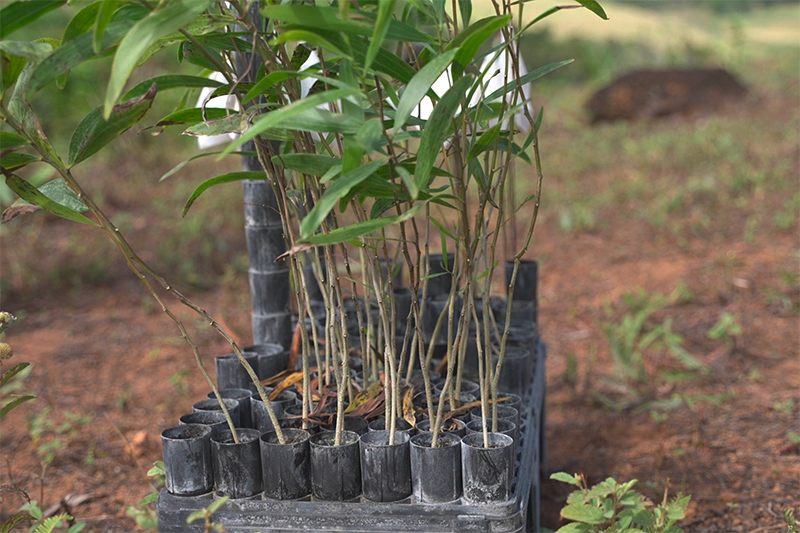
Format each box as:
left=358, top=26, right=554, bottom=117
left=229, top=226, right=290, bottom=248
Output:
left=551, top=472, right=690, bottom=533
left=187, top=496, right=229, bottom=532
left=125, top=461, right=165, bottom=531
left=598, top=286, right=708, bottom=410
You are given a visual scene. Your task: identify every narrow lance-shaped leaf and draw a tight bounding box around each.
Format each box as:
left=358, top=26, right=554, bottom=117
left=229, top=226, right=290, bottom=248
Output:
left=0, top=0, right=66, bottom=40
left=0, top=152, right=40, bottom=170
left=272, top=154, right=341, bottom=177
left=2, top=172, right=97, bottom=226
left=300, top=158, right=386, bottom=239
left=28, top=20, right=135, bottom=96
left=364, top=0, right=397, bottom=74
left=122, top=74, right=223, bottom=100
left=69, top=83, right=156, bottom=167
left=61, top=2, right=100, bottom=44
left=483, top=59, right=574, bottom=103
left=574, top=0, right=609, bottom=20
left=0, top=41, right=54, bottom=61
left=394, top=48, right=458, bottom=130
left=159, top=150, right=257, bottom=182
left=0, top=362, right=29, bottom=388
left=94, top=0, right=119, bottom=53
left=182, top=171, right=266, bottom=217
left=222, top=87, right=359, bottom=157
left=448, top=15, right=511, bottom=80
left=0, top=395, right=36, bottom=418
left=104, top=0, right=214, bottom=118
left=414, top=74, right=473, bottom=190
left=0, top=132, right=29, bottom=150
left=301, top=202, right=426, bottom=246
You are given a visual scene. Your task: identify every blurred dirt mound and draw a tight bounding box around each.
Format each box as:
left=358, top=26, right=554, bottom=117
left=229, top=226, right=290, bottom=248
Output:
left=586, top=68, right=747, bottom=122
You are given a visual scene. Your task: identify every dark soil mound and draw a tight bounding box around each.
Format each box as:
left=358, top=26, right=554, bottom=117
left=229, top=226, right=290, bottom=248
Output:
left=586, top=68, right=747, bottom=122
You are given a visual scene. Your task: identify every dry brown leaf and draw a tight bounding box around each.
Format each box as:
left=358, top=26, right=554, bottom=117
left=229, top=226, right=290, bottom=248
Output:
left=402, top=386, right=415, bottom=427
left=345, top=381, right=383, bottom=414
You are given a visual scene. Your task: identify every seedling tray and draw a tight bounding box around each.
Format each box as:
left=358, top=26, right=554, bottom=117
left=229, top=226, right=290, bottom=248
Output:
left=157, top=341, right=546, bottom=533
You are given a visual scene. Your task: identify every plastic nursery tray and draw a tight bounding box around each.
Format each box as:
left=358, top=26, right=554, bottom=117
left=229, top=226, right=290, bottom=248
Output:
left=157, top=341, right=546, bottom=533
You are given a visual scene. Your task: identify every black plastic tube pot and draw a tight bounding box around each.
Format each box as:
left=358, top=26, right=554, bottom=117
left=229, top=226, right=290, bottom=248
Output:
left=250, top=390, right=295, bottom=434
left=415, top=418, right=466, bottom=438
left=505, top=259, right=537, bottom=302
left=409, top=432, right=462, bottom=503
left=309, top=431, right=361, bottom=501
left=359, top=430, right=411, bottom=502
left=465, top=419, right=519, bottom=457
left=206, top=388, right=253, bottom=429
left=211, top=428, right=262, bottom=499
left=243, top=343, right=287, bottom=380
left=425, top=253, right=456, bottom=298
left=461, top=432, right=515, bottom=504
left=193, top=398, right=240, bottom=428
left=470, top=405, right=521, bottom=433
left=320, top=415, right=369, bottom=435
left=260, top=428, right=311, bottom=500
left=496, top=392, right=523, bottom=413
left=215, top=352, right=260, bottom=392
left=367, top=417, right=415, bottom=438
left=392, top=287, right=412, bottom=333
left=179, top=411, right=227, bottom=437
left=493, top=346, right=532, bottom=397
left=161, top=424, right=213, bottom=496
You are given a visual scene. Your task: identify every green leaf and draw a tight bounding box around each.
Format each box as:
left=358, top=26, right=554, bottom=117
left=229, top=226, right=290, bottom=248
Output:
left=223, top=87, right=359, bottom=157
left=466, top=123, right=501, bottom=162
left=554, top=524, right=592, bottom=533
left=450, top=15, right=511, bottom=80
left=632, top=509, right=655, bottom=526
left=69, top=83, right=155, bottom=167
left=560, top=504, right=606, bottom=525
left=104, top=0, right=213, bottom=118
left=364, top=0, right=397, bottom=74
left=0, top=152, right=40, bottom=170
left=153, top=107, right=230, bottom=128
left=0, top=41, right=53, bottom=61
left=666, top=496, right=691, bottom=519
left=429, top=215, right=455, bottom=241
left=394, top=48, right=458, bottom=130
left=1, top=513, right=36, bottom=533
left=62, top=2, right=100, bottom=44
left=395, top=164, right=417, bottom=200
left=179, top=40, right=222, bottom=71
left=0, top=362, right=29, bottom=388
left=35, top=514, right=73, bottom=533
left=182, top=171, right=266, bottom=217
left=242, top=70, right=299, bottom=105
left=0, top=394, right=36, bottom=418
left=458, top=0, right=472, bottom=26
left=273, top=154, right=340, bottom=177
left=207, top=495, right=229, bottom=514
left=3, top=173, right=97, bottom=225
left=300, top=158, right=386, bottom=238
left=575, top=0, right=609, bottom=20
left=318, top=32, right=417, bottom=84
left=123, top=74, right=222, bottom=100
left=265, top=107, right=363, bottom=136
left=28, top=20, right=134, bottom=96
left=301, top=202, right=425, bottom=246
left=186, top=509, right=204, bottom=524
left=355, top=118, right=384, bottom=154
left=159, top=150, right=256, bottom=181
left=263, top=5, right=433, bottom=43
left=271, top=30, right=348, bottom=61
left=0, top=1, right=66, bottom=41
left=414, top=74, right=473, bottom=190
left=183, top=113, right=245, bottom=137
left=37, top=178, right=89, bottom=213
left=94, top=0, right=119, bottom=54
left=483, top=59, right=574, bottom=103
left=1, top=51, right=28, bottom=93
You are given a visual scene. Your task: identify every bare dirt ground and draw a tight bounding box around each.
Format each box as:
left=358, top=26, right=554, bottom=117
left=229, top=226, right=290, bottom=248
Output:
left=1, top=73, right=798, bottom=533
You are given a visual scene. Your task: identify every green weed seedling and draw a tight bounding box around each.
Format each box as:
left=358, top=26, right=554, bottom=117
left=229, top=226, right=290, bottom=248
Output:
left=706, top=313, right=742, bottom=347
left=599, top=286, right=709, bottom=409
left=187, top=496, right=229, bottom=532
left=773, top=399, right=795, bottom=415
left=551, top=472, right=690, bottom=533
left=786, top=509, right=799, bottom=533
left=125, top=461, right=165, bottom=531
